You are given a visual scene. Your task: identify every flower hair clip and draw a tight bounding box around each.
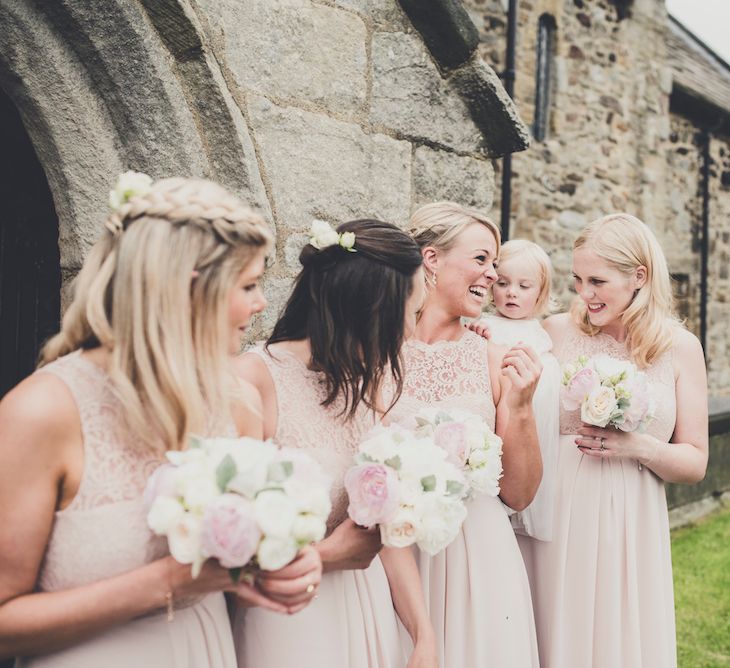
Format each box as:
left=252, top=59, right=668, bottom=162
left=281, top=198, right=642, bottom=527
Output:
left=309, top=219, right=356, bottom=252
left=109, top=170, right=153, bottom=210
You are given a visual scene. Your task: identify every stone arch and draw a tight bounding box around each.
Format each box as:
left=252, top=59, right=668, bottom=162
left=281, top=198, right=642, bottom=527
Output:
left=0, top=0, right=269, bottom=278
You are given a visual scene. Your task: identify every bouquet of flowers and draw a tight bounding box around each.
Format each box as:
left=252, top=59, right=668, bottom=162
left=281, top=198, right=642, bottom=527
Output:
left=561, top=354, right=654, bottom=431
left=408, top=407, right=503, bottom=499
left=144, top=436, right=332, bottom=578
left=344, top=424, right=468, bottom=555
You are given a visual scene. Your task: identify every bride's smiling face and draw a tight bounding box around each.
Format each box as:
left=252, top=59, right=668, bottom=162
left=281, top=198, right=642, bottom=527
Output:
left=426, top=223, right=499, bottom=319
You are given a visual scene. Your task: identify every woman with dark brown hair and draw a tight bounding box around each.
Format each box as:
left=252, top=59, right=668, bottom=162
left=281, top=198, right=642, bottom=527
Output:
left=233, top=219, right=437, bottom=667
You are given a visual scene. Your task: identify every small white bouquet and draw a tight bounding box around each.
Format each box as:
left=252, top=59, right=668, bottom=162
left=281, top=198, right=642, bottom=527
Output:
left=145, top=436, right=332, bottom=578
left=561, top=354, right=654, bottom=431
left=408, top=407, right=503, bottom=499
left=344, top=424, right=468, bottom=555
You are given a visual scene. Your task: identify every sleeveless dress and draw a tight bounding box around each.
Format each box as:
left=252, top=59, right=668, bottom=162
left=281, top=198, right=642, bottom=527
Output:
left=233, top=347, right=405, bottom=668
left=482, top=315, right=560, bottom=541
left=522, top=322, right=678, bottom=668
left=16, top=352, right=236, bottom=668
left=389, top=330, right=539, bottom=668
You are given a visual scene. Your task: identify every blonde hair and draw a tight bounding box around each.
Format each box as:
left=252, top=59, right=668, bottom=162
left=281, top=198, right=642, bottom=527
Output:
left=570, top=213, right=678, bottom=368
left=41, top=177, right=273, bottom=451
left=496, top=239, right=557, bottom=317
left=409, top=201, right=501, bottom=258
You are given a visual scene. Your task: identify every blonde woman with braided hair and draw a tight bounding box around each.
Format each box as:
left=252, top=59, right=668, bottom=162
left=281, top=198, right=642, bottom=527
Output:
left=387, top=201, right=542, bottom=667
left=526, top=213, right=709, bottom=668
left=0, top=176, right=321, bottom=666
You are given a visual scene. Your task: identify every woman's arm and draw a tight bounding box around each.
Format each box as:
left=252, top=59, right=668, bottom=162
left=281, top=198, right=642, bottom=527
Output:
left=0, top=374, right=311, bottom=658
left=380, top=547, right=437, bottom=667
left=577, top=328, right=709, bottom=483
left=490, top=344, right=543, bottom=511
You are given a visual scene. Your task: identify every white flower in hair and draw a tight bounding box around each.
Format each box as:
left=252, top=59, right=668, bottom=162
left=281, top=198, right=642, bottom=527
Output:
left=109, top=170, right=153, bottom=210
left=309, top=219, right=356, bottom=252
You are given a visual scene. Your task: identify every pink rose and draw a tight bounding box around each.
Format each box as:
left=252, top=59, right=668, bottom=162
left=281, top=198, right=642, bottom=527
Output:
left=619, top=375, right=651, bottom=431
left=433, top=422, right=469, bottom=467
left=200, top=494, right=261, bottom=568
left=562, top=367, right=601, bottom=411
left=143, top=463, right=178, bottom=511
left=345, top=463, right=401, bottom=528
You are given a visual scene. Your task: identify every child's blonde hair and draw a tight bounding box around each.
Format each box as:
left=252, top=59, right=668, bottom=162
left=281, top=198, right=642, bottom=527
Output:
left=570, top=213, right=679, bottom=368
left=496, top=239, right=557, bottom=318
left=41, top=177, right=273, bottom=451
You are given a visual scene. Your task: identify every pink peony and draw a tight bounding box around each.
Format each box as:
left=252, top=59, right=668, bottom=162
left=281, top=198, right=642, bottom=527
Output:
left=200, top=494, right=261, bottom=568
left=433, top=422, right=469, bottom=467
left=562, top=367, right=601, bottom=411
left=619, top=375, right=651, bottom=431
left=344, top=463, right=401, bottom=528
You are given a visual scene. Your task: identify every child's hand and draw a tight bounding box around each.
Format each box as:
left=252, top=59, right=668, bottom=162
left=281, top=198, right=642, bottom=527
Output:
left=465, top=319, right=491, bottom=340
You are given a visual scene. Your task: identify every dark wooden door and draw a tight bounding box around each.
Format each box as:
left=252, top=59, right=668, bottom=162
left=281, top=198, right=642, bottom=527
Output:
left=0, top=87, right=60, bottom=398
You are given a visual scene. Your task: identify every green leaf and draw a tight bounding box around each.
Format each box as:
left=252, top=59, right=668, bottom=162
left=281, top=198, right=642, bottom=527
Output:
left=216, top=454, right=237, bottom=492
left=229, top=567, right=242, bottom=584
left=446, top=480, right=465, bottom=497
left=384, top=455, right=402, bottom=471
left=268, top=460, right=294, bottom=483
left=421, top=475, right=436, bottom=492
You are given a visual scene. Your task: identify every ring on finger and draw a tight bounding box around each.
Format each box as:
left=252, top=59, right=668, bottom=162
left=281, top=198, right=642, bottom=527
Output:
left=600, top=437, right=606, bottom=451
left=306, top=583, right=315, bottom=594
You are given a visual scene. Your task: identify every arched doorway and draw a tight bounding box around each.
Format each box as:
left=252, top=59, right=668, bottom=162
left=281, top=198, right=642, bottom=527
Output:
left=0, top=87, right=60, bottom=397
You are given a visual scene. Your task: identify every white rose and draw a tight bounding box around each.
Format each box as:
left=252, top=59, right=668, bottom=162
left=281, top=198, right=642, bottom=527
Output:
left=380, top=507, right=421, bottom=548
left=109, top=170, right=153, bottom=209
left=592, top=355, right=633, bottom=384
left=581, top=385, right=619, bottom=428
left=167, top=513, right=203, bottom=566
left=147, top=496, right=186, bottom=535
left=257, top=535, right=299, bottom=571
left=309, top=219, right=340, bottom=249
left=254, top=490, right=298, bottom=538
left=339, top=231, right=356, bottom=250
left=291, top=514, right=327, bottom=544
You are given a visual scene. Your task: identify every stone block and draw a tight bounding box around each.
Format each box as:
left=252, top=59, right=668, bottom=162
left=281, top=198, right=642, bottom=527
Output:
left=557, top=209, right=587, bottom=230
left=334, top=0, right=409, bottom=30
left=412, top=145, right=494, bottom=211
left=198, top=0, right=367, bottom=115
left=248, top=96, right=412, bottom=230
left=370, top=32, right=484, bottom=154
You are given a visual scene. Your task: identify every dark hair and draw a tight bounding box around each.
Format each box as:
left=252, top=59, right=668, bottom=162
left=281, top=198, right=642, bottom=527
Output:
left=267, top=219, right=423, bottom=418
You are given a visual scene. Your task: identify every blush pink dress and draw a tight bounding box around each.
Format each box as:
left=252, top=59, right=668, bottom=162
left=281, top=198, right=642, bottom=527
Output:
left=388, top=330, right=539, bottom=668
left=16, top=352, right=236, bottom=668
left=520, top=321, right=678, bottom=668
left=233, top=346, right=405, bottom=668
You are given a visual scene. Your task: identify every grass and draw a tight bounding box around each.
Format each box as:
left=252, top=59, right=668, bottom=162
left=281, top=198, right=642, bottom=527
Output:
left=672, top=506, right=730, bottom=667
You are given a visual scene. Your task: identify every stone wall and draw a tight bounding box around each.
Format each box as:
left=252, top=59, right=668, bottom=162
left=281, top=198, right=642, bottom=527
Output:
left=466, top=0, right=730, bottom=396
left=0, top=0, right=524, bottom=339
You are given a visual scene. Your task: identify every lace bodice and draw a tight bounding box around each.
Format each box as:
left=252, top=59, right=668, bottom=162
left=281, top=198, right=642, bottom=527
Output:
left=389, top=330, right=496, bottom=429
left=36, top=352, right=168, bottom=592
left=555, top=323, right=677, bottom=441
left=250, top=346, right=377, bottom=535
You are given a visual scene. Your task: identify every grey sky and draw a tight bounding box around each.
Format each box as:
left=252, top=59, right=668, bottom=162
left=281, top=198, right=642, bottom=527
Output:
left=665, top=0, right=730, bottom=65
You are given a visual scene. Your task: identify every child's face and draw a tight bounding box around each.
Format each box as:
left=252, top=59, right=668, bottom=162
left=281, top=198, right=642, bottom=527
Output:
left=492, top=255, right=542, bottom=320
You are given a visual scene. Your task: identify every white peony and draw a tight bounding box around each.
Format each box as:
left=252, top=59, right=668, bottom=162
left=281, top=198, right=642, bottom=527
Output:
left=291, top=514, right=327, bottom=544
left=167, top=514, right=203, bottom=571
left=257, top=535, right=299, bottom=571
left=592, top=355, right=633, bottom=384
left=415, top=495, right=467, bottom=556
left=254, top=490, right=298, bottom=538
left=147, top=496, right=186, bottom=535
